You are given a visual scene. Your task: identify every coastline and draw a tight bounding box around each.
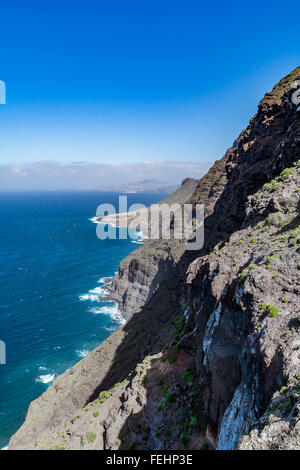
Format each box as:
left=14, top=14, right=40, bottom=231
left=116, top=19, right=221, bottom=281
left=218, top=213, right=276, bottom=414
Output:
left=0, top=197, right=145, bottom=449
left=6, top=178, right=200, bottom=449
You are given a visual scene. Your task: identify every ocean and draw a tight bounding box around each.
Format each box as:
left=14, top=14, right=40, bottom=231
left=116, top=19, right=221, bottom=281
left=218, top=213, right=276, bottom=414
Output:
left=0, top=190, right=163, bottom=449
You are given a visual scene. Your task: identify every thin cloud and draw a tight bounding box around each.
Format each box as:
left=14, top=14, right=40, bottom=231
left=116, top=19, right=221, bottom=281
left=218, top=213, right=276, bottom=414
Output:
left=0, top=160, right=212, bottom=191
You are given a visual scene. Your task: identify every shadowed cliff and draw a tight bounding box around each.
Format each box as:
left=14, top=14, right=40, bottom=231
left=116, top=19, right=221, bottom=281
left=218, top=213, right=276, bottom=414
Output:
left=9, top=66, right=300, bottom=451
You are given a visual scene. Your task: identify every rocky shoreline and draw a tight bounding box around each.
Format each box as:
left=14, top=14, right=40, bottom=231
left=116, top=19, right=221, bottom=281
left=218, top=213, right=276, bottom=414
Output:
left=8, top=67, right=300, bottom=450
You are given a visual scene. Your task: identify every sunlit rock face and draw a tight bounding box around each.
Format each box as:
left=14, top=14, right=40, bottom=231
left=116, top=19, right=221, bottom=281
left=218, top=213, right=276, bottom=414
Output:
left=9, top=67, right=300, bottom=451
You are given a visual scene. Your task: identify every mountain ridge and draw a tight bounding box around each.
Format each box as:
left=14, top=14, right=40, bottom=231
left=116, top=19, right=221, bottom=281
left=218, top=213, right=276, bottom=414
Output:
left=8, top=67, right=300, bottom=450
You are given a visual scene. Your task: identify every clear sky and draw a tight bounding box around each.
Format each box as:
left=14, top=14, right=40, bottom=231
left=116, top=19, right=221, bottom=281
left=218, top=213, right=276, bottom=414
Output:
left=0, top=0, right=300, bottom=188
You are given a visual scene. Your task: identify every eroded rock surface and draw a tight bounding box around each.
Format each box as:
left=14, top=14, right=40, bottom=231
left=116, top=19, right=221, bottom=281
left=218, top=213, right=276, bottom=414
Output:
left=9, top=66, right=300, bottom=450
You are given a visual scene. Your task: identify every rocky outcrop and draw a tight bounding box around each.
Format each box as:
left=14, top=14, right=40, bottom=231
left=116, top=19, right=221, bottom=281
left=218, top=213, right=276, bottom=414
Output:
left=107, top=239, right=185, bottom=320
left=107, top=169, right=227, bottom=318
left=238, top=384, right=300, bottom=450
left=9, top=67, right=300, bottom=450
left=96, top=177, right=198, bottom=237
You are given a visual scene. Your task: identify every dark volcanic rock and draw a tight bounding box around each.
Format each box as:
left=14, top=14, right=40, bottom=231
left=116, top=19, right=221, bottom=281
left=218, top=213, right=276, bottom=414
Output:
left=9, top=67, right=300, bottom=451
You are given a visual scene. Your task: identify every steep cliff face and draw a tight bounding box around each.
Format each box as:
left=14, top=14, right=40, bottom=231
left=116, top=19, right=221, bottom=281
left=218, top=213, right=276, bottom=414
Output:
left=9, top=67, right=300, bottom=451
left=181, top=66, right=300, bottom=449
left=108, top=168, right=227, bottom=319
left=107, top=239, right=184, bottom=320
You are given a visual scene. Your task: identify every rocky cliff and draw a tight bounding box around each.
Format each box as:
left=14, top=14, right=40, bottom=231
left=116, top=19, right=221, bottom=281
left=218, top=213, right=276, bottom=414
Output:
left=9, top=67, right=300, bottom=450
left=106, top=177, right=199, bottom=319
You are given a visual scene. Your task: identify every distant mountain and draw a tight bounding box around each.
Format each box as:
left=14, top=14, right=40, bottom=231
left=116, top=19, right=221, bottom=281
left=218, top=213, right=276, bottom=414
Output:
left=96, top=179, right=180, bottom=194
left=96, top=176, right=199, bottom=241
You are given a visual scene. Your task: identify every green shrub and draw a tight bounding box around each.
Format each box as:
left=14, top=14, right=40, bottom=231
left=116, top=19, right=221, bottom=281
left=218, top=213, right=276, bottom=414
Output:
left=267, top=211, right=285, bottom=227
left=128, top=442, right=138, bottom=450
left=268, top=305, right=280, bottom=318
left=98, top=382, right=121, bottom=403
left=263, top=180, right=281, bottom=192
left=179, top=433, right=188, bottom=448
left=158, top=387, right=176, bottom=412
left=93, top=411, right=99, bottom=418
left=260, top=303, right=280, bottom=317
left=171, top=315, right=186, bottom=328
left=182, top=369, right=194, bottom=387
left=86, top=432, right=97, bottom=443
left=258, top=302, right=268, bottom=310
left=240, top=268, right=249, bottom=282
left=280, top=400, right=293, bottom=414
left=98, top=390, right=112, bottom=403
left=266, top=254, right=277, bottom=263
left=278, top=167, right=295, bottom=181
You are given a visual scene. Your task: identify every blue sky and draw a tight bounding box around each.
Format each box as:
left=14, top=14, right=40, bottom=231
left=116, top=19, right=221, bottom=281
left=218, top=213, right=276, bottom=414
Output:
left=0, top=0, right=300, bottom=188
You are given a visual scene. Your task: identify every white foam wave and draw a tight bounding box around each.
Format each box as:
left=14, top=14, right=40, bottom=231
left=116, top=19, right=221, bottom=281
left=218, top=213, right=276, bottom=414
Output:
left=89, top=307, right=103, bottom=314
left=89, top=217, right=117, bottom=228
left=89, top=303, right=125, bottom=324
left=1, top=446, right=8, bottom=450
left=138, top=230, right=148, bottom=240
left=97, top=277, right=113, bottom=285
left=101, top=304, right=125, bottom=324
left=89, top=217, right=101, bottom=224
left=76, top=349, right=89, bottom=358
left=35, top=374, right=55, bottom=384
left=79, top=284, right=109, bottom=302
left=104, top=325, right=115, bottom=332
left=79, top=294, right=101, bottom=302
left=89, top=286, right=108, bottom=296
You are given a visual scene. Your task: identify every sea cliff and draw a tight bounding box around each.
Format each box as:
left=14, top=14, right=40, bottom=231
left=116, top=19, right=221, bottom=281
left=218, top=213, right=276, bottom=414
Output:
left=9, top=67, right=300, bottom=450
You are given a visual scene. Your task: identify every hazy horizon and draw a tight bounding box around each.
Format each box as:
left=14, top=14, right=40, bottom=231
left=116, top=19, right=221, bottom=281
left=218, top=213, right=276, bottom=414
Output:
left=0, top=160, right=211, bottom=191
left=1, top=1, right=299, bottom=190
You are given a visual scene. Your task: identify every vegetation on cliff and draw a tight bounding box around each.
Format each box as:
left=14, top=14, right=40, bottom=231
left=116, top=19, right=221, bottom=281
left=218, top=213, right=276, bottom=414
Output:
left=9, top=67, right=300, bottom=451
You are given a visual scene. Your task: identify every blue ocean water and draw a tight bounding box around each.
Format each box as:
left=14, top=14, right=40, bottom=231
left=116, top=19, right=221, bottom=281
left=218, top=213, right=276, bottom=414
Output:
left=0, top=191, right=163, bottom=448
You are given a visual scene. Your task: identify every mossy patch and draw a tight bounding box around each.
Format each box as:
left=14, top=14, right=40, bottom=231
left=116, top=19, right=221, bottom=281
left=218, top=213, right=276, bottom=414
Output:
left=86, top=432, right=97, bottom=443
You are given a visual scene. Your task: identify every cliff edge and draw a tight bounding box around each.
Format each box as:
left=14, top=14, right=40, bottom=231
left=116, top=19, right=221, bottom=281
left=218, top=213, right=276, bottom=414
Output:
left=9, top=67, right=300, bottom=450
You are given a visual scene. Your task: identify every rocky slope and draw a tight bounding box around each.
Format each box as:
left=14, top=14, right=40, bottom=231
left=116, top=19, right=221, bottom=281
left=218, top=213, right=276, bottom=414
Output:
left=9, top=67, right=300, bottom=450
left=107, top=167, right=227, bottom=318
